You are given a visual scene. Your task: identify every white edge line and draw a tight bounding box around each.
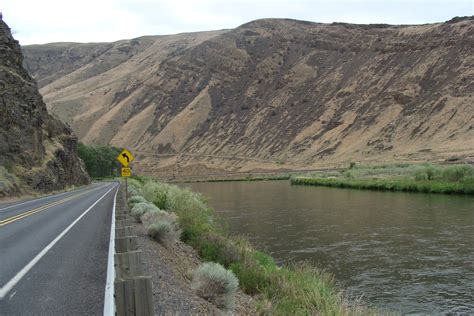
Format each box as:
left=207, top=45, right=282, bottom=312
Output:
left=0, top=183, right=103, bottom=211
left=103, top=182, right=119, bottom=316
left=0, top=183, right=118, bottom=300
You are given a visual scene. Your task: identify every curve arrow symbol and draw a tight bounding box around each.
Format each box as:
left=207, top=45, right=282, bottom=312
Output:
left=122, top=153, right=130, bottom=163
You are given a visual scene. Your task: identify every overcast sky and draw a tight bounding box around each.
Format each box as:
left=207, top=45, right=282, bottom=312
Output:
left=2, top=0, right=472, bottom=45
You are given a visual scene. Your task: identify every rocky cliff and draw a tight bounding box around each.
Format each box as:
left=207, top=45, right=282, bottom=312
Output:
left=22, top=17, right=474, bottom=177
left=0, top=18, right=89, bottom=197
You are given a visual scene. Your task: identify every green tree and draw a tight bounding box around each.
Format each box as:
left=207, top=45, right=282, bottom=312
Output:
left=77, top=143, right=122, bottom=178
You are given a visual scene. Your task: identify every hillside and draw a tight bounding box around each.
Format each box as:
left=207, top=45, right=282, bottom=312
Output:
left=0, top=18, right=89, bottom=197
left=22, top=17, right=474, bottom=178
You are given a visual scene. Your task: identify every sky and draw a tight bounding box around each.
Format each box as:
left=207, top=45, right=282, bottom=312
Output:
left=1, top=0, right=473, bottom=45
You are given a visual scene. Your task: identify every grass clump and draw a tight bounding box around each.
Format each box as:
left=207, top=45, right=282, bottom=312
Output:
left=229, top=261, right=271, bottom=295
left=165, top=185, right=214, bottom=244
left=195, top=233, right=242, bottom=268
left=414, top=166, right=439, bottom=181
left=441, top=164, right=474, bottom=182
left=192, top=262, right=239, bottom=310
left=267, top=262, right=369, bottom=315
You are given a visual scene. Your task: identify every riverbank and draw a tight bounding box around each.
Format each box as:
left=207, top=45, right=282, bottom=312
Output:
left=291, top=163, right=474, bottom=194
left=126, top=178, right=372, bottom=314
left=178, top=174, right=291, bottom=183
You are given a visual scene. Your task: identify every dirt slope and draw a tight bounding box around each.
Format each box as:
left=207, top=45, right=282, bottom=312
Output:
left=22, top=17, right=474, bottom=178
left=0, top=18, right=89, bottom=197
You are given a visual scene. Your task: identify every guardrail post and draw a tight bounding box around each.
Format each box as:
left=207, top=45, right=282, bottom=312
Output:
left=115, top=226, right=134, bottom=238
left=115, top=236, right=139, bottom=253
left=115, top=276, right=153, bottom=316
left=114, top=250, right=143, bottom=279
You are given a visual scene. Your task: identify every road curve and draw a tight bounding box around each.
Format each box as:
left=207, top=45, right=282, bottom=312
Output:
left=0, top=182, right=119, bottom=315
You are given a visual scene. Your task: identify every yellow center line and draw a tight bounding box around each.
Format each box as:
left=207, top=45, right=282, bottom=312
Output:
left=0, top=188, right=98, bottom=228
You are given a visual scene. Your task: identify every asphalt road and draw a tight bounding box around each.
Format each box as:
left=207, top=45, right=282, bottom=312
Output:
left=0, top=182, right=119, bottom=315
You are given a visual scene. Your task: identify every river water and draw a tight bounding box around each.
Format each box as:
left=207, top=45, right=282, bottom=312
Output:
left=183, top=180, right=474, bottom=314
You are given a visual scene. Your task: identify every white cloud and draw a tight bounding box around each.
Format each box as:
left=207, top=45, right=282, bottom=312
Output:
left=1, top=0, right=472, bottom=45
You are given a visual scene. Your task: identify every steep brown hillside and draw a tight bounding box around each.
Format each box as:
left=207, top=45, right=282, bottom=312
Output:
left=0, top=18, right=89, bottom=197
left=22, top=17, right=474, bottom=178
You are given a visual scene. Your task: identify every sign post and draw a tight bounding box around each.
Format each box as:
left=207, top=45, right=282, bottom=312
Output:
left=116, top=149, right=135, bottom=200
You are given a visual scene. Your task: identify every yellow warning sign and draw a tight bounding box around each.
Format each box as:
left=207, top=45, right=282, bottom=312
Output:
left=121, top=167, right=132, bottom=177
left=116, top=148, right=135, bottom=167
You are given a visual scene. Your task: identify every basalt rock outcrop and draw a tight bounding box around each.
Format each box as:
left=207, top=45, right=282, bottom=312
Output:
left=22, top=17, right=474, bottom=177
left=0, top=18, right=89, bottom=196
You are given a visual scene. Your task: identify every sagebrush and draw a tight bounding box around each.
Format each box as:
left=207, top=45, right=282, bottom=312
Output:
left=148, top=221, right=173, bottom=240
left=192, top=262, right=239, bottom=310
left=130, top=202, right=160, bottom=222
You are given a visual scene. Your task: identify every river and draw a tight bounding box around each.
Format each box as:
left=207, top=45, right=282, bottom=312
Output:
left=182, top=180, right=474, bottom=314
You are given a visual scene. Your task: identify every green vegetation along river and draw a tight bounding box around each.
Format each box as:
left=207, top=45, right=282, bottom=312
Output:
left=183, top=180, right=474, bottom=314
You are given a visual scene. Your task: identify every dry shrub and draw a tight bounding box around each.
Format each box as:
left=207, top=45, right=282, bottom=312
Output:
left=130, top=202, right=159, bottom=222
left=142, top=209, right=178, bottom=241
left=128, top=195, right=147, bottom=208
left=141, top=209, right=169, bottom=226
left=148, top=221, right=173, bottom=240
left=192, top=262, right=239, bottom=310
